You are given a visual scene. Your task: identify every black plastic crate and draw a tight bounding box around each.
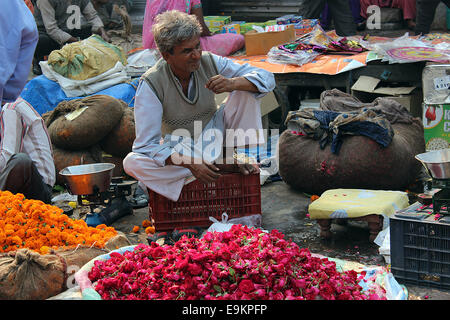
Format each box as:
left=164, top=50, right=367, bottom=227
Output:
left=390, top=204, right=450, bottom=290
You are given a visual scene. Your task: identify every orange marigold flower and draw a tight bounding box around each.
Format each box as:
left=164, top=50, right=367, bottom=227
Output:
left=40, top=246, right=50, bottom=255
left=132, top=226, right=140, bottom=233
left=142, top=220, right=152, bottom=228
left=0, top=190, right=118, bottom=254
left=145, top=226, right=156, bottom=234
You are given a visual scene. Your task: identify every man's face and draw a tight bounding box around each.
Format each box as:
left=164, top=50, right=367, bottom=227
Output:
left=163, top=37, right=202, bottom=76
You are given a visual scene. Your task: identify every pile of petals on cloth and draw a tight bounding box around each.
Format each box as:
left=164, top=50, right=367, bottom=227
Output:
left=80, top=224, right=394, bottom=300
left=267, top=25, right=368, bottom=66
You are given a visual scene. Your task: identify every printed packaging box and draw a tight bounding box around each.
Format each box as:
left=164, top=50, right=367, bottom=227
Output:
left=204, top=16, right=232, bottom=28
left=423, top=103, right=450, bottom=150
left=221, top=23, right=241, bottom=34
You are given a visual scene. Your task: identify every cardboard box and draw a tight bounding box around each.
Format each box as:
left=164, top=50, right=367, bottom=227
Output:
left=204, top=16, right=231, bottom=28
left=351, top=75, right=423, bottom=118
left=423, top=103, right=450, bottom=150
left=240, top=22, right=267, bottom=34
left=221, top=23, right=240, bottom=34
left=244, top=25, right=296, bottom=56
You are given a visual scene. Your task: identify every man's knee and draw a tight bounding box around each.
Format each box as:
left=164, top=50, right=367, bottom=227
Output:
left=7, top=153, right=33, bottom=171
left=123, top=153, right=135, bottom=174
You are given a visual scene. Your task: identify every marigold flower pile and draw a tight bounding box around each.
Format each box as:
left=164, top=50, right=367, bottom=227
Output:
left=0, top=190, right=117, bottom=254
left=88, top=224, right=383, bottom=300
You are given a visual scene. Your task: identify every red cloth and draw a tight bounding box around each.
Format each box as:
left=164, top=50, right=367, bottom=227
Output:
left=24, top=0, right=34, bottom=14
left=360, top=0, right=416, bottom=20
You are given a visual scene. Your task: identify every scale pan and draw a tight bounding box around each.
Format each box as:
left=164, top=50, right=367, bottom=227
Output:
left=59, top=163, right=115, bottom=195
left=416, top=148, right=450, bottom=179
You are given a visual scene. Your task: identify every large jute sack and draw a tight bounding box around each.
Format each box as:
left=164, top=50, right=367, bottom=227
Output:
left=100, top=106, right=135, bottom=158
left=46, top=95, right=125, bottom=150
left=0, top=233, right=130, bottom=300
left=53, top=145, right=103, bottom=185
left=47, top=35, right=127, bottom=81
left=278, top=89, right=425, bottom=195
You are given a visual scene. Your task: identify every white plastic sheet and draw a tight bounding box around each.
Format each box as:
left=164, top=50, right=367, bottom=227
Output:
left=40, top=61, right=130, bottom=97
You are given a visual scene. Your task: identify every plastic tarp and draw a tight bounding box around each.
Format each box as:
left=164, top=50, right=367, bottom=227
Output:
left=20, top=75, right=139, bottom=115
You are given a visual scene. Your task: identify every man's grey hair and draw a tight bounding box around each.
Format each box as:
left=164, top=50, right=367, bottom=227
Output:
left=152, top=10, right=202, bottom=54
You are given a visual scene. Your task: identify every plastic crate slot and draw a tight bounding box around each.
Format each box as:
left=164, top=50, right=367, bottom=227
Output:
left=148, top=173, right=261, bottom=231
left=391, top=214, right=450, bottom=289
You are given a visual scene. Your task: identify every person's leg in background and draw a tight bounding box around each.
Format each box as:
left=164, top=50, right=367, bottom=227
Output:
left=32, top=31, right=60, bottom=75
left=415, top=0, right=450, bottom=34
left=391, top=0, right=417, bottom=29
left=299, top=0, right=327, bottom=21
left=68, top=25, right=94, bottom=40
left=350, top=0, right=364, bottom=24
left=320, top=4, right=333, bottom=30
left=0, top=153, right=53, bottom=204
left=327, top=0, right=357, bottom=35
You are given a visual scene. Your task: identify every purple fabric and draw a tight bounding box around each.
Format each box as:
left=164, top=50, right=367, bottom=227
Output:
left=320, top=0, right=363, bottom=29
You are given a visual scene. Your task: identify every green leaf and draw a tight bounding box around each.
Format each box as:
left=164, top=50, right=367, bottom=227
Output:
left=53, top=185, right=65, bottom=192
left=213, top=285, right=222, bottom=293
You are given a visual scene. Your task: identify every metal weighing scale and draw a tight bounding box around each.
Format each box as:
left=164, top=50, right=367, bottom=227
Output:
left=416, top=148, right=450, bottom=223
left=59, top=163, right=136, bottom=226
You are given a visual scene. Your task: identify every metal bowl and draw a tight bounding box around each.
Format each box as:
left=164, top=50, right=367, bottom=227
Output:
left=415, top=148, right=450, bottom=179
left=59, top=163, right=115, bottom=195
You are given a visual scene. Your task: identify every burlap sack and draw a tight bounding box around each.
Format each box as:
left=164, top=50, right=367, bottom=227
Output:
left=0, top=233, right=131, bottom=300
left=100, top=106, right=135, bottom=158
left=46, top=95, right=125, bottom=150
left=278, top=89, right=425, bottom=195
left=52, top=144, right=103, bottom=185
left=0, top=249, right=66, bottom=300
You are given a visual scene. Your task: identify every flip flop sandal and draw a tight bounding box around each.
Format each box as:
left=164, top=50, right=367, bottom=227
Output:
left=130, top=193, right=148, bottom=209
left=147, top=231, right=173, bottom=245
left=171, top=227, right=203, bottom=242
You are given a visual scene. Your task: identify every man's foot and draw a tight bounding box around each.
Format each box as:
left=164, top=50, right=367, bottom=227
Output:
left=130, top=185, right=149, bottom=208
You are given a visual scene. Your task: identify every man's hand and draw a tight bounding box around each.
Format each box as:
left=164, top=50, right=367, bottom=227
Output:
left=66, top=37, right=79, bottom=43
left=205, top=75, right=235, bottom=94
left=185, top=162, right=221, bottom=183
left=99, top=27, right=111, bottom=42
left=166, top=153, right=221, bottom=183
left=206, top=75, right=259, bottom=94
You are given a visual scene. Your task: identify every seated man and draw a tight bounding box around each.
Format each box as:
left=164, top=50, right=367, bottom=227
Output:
left=32, top=0, right=111, bottom=75
left=0, top=97, right=56, bottom=204
left=123, top=10, right=275, bottom=202
left=0, top=1, right=53, bottom=203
